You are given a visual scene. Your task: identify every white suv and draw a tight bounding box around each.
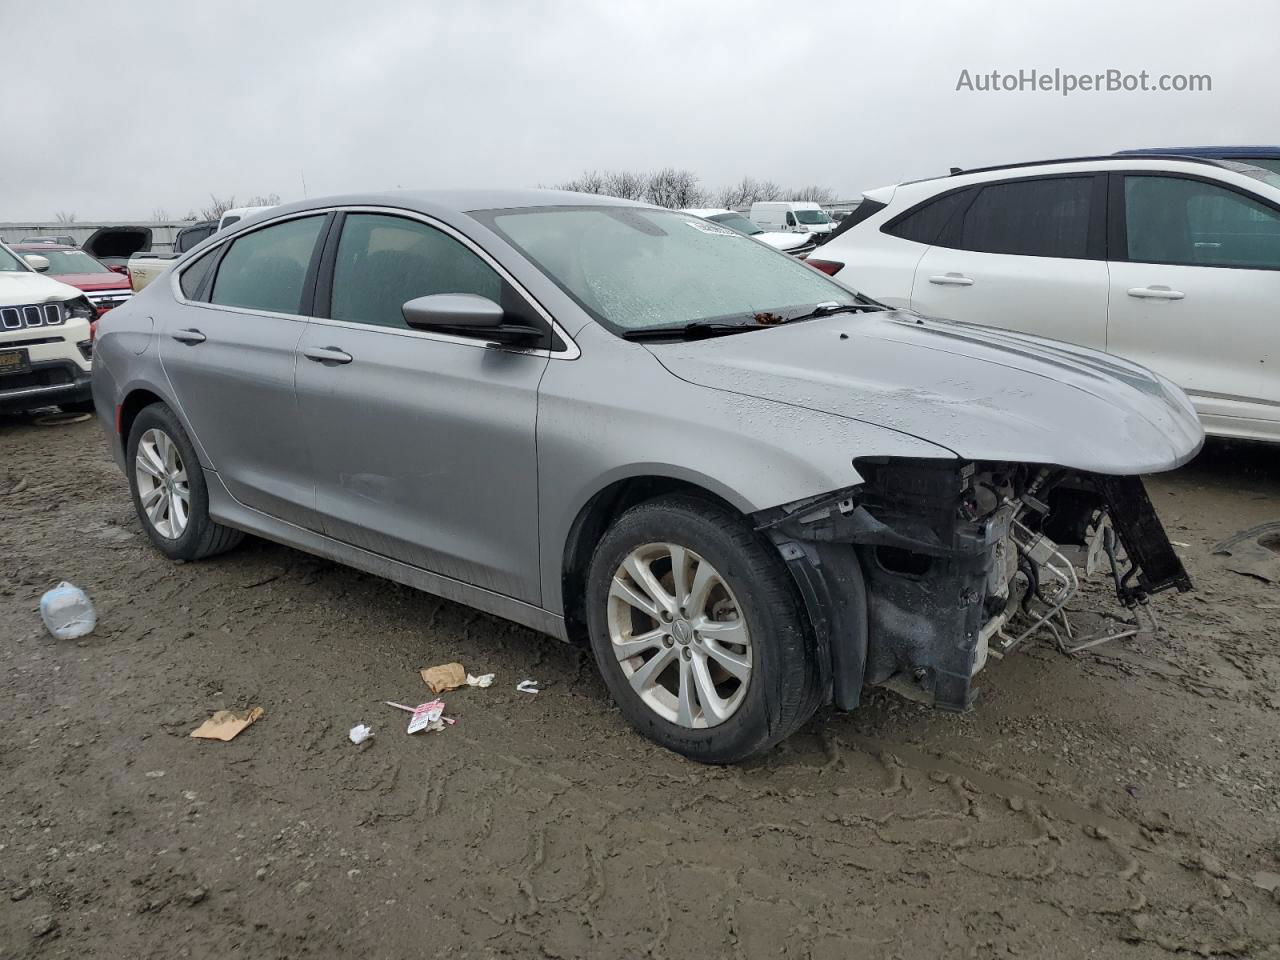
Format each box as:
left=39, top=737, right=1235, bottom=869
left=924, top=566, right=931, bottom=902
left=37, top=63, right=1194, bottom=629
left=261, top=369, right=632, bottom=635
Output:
left=0, top=240, right=98, bottom=414
left=812, top=156, right=1280, bottom=442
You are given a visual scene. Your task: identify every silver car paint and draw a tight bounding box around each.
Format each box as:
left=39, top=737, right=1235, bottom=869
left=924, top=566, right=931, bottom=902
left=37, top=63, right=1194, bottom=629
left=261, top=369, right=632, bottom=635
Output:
left=92, top=189, right=1204, bottom=640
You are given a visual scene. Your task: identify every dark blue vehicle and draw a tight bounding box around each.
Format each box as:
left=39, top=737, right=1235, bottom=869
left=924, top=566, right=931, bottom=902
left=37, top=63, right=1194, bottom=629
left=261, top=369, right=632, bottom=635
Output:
left=1116, top=146, right=1280, bottom=176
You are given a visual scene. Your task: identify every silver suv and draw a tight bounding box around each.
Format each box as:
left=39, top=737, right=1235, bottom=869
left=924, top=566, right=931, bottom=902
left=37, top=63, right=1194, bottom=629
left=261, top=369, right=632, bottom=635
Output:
left=92, top=191, right=1202, bottom=761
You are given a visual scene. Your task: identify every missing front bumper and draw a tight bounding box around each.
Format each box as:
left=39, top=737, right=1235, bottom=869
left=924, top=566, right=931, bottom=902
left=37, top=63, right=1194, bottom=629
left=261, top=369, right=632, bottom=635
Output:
left=760, top=460, right=1191, bottom=713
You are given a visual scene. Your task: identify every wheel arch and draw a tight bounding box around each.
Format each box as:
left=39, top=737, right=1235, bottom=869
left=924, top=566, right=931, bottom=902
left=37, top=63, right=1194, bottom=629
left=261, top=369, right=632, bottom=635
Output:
left=117, top=386, right=167, bottom=444
left=559, top=474, right=747, bottom=644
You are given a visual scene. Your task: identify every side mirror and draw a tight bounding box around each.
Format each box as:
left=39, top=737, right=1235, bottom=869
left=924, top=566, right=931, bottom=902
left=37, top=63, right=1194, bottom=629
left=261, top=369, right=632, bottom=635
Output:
left=24, top=254, right=50, bottom=272
left=108, top=264, right=128, bottom=275
left=401, top=294, right=543, bottom=346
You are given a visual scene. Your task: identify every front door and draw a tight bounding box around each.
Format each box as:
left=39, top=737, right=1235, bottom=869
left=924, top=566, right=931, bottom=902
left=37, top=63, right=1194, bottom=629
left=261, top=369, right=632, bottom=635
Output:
left=294, top=212, right=549, bottom=603
left=159, top=214, right=328, bottom=528
left=1106, top=172, right=1280, bottom=435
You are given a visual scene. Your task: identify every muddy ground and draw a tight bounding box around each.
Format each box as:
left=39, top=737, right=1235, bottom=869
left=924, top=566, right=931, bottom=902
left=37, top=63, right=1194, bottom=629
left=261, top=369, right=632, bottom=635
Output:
left=2, top=414, right=1279, bottom=959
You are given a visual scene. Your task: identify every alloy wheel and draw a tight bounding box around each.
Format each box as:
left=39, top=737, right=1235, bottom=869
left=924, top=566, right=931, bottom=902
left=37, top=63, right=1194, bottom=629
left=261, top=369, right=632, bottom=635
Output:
left=134, top=428, right=190, bottom=540
left=606, top=542, right=752, bottom=728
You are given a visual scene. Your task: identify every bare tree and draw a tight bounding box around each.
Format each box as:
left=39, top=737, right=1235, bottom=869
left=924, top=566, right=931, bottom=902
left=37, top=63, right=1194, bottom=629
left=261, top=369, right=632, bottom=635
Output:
left=151, top=207, right=170, bottom=221
left=554, top=170, right=607, bottom=194
left=244, top=193, right=281, bottom=207
left=601, top=170, right=648, bottom=201
left=714, top=177, right=786, bottom=209
left=644, top=168, right=708, bottom=209
left=785, top=184, right=839, bottom=204
left=199, top=194, right=237, bottom=220
left=54, top=210, right=77, bottom=224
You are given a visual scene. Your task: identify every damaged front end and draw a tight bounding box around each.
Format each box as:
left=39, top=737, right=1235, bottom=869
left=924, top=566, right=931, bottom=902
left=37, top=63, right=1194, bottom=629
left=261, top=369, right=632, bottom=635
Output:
left=758, top=458, right=1192, bottom=712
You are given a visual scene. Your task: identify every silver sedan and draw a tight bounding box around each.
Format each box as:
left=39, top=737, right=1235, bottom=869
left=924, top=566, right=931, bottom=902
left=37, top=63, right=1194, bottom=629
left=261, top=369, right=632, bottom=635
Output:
left=92, top=190, right=1202, bottom=761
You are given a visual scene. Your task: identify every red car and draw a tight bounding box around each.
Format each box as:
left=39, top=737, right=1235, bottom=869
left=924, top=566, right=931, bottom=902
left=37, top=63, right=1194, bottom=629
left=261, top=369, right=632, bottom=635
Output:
left=12, top=243, right=132, bottom=317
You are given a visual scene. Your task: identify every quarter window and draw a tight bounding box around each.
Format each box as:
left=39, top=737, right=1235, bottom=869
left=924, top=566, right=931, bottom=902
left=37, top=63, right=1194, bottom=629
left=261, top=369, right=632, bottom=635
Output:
left=179, top=250, right=217, bottom=300
left=1123, top=175, right=1280, bottom=269
left=210, top=216, right=325, bottom=314
left=329, top=214, right=503, bottom=329
left=956, top=177, right=1092, bottom=258
left=883, top=190, right=971, bottom=245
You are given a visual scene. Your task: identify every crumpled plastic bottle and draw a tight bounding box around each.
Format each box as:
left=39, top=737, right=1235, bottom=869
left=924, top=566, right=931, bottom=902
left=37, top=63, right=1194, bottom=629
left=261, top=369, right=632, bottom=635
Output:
left=39, top=582, right=96, bottom=640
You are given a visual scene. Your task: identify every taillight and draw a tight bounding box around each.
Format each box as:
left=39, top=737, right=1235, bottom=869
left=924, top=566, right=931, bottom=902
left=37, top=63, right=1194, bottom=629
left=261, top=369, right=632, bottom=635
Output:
left=805, top=259, right=844, bottom=276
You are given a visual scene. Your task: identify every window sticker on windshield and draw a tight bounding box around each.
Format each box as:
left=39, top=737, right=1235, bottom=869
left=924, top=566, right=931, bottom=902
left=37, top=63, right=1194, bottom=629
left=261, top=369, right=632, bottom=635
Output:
left=683, top=219, right=739, bottom=237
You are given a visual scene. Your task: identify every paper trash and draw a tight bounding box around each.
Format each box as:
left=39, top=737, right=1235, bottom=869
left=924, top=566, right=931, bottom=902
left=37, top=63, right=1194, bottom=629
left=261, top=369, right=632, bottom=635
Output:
left=466, top=673, right=495, bottom=688
left=420, top=662, right=467, bottom=693
left=190, top=707, right=264, bottom=741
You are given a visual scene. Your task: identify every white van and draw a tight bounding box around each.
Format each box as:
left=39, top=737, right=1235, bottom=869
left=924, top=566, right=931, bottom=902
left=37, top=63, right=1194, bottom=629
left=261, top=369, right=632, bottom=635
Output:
left=749, top=201, right=836, bottom=236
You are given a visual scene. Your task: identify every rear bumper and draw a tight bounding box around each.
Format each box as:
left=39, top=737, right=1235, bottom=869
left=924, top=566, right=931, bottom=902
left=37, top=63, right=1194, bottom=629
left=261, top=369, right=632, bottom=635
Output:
left=0, top=359, right=92, bottom=411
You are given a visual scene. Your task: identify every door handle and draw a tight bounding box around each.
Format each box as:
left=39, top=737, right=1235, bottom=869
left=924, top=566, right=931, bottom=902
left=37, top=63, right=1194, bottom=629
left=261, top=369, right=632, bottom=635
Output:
left=303, top=346, right=353, bottom=365
left=170, top=328, right=206, bottom=344
left=1127, top=286, right=1185, bottom=301
left=928, top=273, right=974, bottom=286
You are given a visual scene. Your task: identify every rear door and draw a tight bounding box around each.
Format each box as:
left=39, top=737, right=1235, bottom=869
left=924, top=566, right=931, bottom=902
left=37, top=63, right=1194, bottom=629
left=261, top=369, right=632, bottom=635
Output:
left=159, top=213, right=328, bottom=528
left=294, top=211, right=549, bottom=603
left=909, top=174, right=1110, bottom=348
left=1106, top=172, right=1280, bottom=434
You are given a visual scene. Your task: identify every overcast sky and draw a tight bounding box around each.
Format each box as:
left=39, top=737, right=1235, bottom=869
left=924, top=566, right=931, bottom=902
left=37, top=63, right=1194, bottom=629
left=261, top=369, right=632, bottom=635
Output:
left=2, top=0, right=1276, bottom=221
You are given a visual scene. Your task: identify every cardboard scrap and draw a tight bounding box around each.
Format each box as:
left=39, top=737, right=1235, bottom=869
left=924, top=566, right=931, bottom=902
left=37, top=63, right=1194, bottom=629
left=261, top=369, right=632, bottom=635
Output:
left=190, top=707, right=264, bottom=741
left=420, top=662, right=467, bottom=693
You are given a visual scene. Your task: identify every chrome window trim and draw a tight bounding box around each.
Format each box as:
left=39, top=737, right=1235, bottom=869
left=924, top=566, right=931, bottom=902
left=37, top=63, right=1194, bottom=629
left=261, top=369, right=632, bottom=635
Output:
left=169, top=204, right=581, bottom=360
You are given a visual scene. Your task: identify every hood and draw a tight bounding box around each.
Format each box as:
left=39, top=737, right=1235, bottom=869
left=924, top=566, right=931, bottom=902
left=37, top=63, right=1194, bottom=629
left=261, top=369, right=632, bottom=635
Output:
left=755, top=232, right=813, bottom=251
left=50, top=272, right=131, bottom=293
left=0, top=270, right=86, bottom=307
left=82, top=226, right=152, bottom=261
left=645, top=310, right=1203, bottom=475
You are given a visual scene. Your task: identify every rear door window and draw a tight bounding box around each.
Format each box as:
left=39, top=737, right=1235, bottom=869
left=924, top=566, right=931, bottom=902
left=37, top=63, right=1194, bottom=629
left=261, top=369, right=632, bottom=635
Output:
left=1122, top=175, right=1280, bottom=269
left=328, top=214, right=504, bottom=329
left=955, top=177, right=1093, bottom=258
left=210, top=216, right=325, bottom=314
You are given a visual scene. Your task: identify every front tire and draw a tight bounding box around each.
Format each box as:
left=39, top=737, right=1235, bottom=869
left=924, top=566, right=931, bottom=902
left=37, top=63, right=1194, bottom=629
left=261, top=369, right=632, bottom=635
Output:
left=127, top=404, right=244, bottom=561
left=585, top=494, right=821, bottom=763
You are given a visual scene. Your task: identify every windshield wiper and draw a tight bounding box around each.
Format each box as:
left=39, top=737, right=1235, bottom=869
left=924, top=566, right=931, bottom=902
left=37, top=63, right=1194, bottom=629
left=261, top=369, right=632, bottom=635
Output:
left=783, top=300, right=891, bottom=324
left=622, top=321, right=765, bottom=342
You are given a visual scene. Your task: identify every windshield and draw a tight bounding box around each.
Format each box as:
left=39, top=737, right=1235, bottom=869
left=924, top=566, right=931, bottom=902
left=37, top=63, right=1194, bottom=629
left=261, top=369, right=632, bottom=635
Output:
left=793, top=209, right=832, bottom=225
left=21, top=248, right=111, bottom=275
left=1218, top=159, right=1280, bottom=189
left=706, top=212, right=763, bottom=236
left=479, top=206, right=857, bottom=334
left=0, top=244, right=27, bottom=273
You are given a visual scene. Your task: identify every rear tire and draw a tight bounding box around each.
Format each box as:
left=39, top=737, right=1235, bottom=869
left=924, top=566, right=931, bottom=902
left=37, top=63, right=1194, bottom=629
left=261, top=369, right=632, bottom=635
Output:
left=585, top=494, right=821, bottom=763
left=127, top=404, right=244, bottom=561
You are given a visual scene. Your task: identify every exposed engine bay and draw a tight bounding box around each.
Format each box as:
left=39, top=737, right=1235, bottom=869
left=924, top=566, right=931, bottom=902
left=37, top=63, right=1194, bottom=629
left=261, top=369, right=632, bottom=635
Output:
left=758, top=458, right=1193, bottom=712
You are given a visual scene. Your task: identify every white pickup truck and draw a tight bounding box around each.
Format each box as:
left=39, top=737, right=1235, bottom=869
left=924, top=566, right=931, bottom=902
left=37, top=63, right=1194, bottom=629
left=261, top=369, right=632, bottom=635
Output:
left=127, top=205, right=276, bottom=292
left=0, top=241, right=98, bottom=414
